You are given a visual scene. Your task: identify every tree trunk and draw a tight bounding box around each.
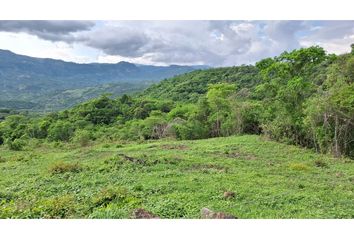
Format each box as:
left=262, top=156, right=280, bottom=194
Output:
left=334, top=114, right=340, bottom=158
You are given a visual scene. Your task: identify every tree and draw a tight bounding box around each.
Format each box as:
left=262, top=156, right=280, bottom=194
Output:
left=255, top=46, right=329, bottom=146
left=48, top=121, right=74, bottom=142
left=206, top=83, right=236, bottom=137
left=75, top=95, right=122, bottom=125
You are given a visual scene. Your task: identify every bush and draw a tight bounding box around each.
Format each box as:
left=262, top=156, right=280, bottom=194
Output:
left=315, top=160, right=328, bottom=168
left=138, top=114, right=168, bottom=140
left=49, top=162, right=83, bottom=174
left=72, top=129, right=92, bottom=147
left=47, top=121, right=74, bottom=142
left=38, top=195, right=78, bottom=218
left=289, top=163, right=310, bottom=171
left=26, top=121, right=49, bottom=139
left=92, top=186, right=130, bottom=207
left=7, top=138, right=25, bottom=151
left=173, top=121, right=208, bottom=140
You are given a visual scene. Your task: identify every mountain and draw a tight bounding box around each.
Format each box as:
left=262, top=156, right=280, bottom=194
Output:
left=0, top=49, right=207, bottom=110
left=35, top=82, right=151, bottom=110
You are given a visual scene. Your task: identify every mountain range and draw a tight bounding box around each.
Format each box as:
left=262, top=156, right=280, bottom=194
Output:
left=0, top=49, right=207, bottom=111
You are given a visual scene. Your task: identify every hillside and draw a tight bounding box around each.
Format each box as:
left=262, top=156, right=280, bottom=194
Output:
left=0, top=46, right=353, bottom=157
left=0, top=45, right=353, bottom=219
left=0, top=49, right=206, bottom=110
left=1, top=135, right=353, bottom=218
left=25, top=82, right=151, bottom=111
left=142, top=65, right=261, bottom=102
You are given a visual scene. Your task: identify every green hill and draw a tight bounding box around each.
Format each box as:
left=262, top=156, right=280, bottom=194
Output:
left=142, top=65, right=260, bottom=102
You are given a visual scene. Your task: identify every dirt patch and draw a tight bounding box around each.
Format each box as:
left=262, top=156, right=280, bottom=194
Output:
left=117, top=153, right=146, bottom=165
left=109, top=153, right=182, bottom=167
left=131, top=208, right=160, bottom=219
left=160, top=144, right=190, bottom=150
left=201, top=207, right=237, bottom=219
left=160, top=156, right=183, bottom=165
left=223, top=191, right=236, bottom=199
left=223, top=151, right=257, bottom=160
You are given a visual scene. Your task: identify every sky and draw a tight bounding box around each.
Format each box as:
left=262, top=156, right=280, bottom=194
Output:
left=0, top=20, right=353, bottom=66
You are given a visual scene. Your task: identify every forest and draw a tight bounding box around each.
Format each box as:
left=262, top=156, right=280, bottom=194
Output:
left=1, top=45, right=353, bottom=158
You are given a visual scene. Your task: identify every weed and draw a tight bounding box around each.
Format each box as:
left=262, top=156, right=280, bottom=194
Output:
left=315, top=160, right=328, bottom=168
left=132, top=185, right=144, bottom=192
left=0, top=156, right=6, bottom=163
left=49, top=162, right=83, bottom=174
left=7, top=139, right=25, bottom=151
left=92, top=186, right=129, bottom=207
left=38, top=195, right=78, bottom=218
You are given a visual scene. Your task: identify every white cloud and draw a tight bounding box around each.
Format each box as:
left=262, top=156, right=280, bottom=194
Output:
left=0, top=32, right=97, bottom=63
left=299, top=21, right=354, bottom=54
left=0, top=20, right=353, bottom=66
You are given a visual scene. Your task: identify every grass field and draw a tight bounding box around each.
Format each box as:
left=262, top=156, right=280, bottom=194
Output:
left=0, top=135, right=353, bottom=218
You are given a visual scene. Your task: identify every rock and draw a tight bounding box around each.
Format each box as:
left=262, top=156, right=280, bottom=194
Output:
left=201, top=207, right=237, bottom=219
left=132, top=208, right=160, bottom=219
left=223, top=191, right=235, bottom=199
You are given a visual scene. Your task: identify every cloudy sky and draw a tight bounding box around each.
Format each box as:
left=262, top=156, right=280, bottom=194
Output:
left=0, top=20, right=353, bottom=66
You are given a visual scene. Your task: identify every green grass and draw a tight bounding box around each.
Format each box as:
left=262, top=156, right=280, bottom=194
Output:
left=0, top=135, right=353, bottom=218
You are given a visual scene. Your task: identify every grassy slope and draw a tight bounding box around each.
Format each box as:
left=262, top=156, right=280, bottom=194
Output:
left=0, top=135, right=353, bottom=218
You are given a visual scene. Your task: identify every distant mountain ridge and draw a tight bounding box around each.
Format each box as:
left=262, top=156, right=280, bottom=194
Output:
left=0, top=49, right=208, bottom=110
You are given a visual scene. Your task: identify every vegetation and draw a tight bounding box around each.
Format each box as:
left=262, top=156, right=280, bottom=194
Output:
left=0, top=135, right=353, bottom=218
left=0, top=45, right=353, bottom=218
left=1, top=45, right=352, bottom=158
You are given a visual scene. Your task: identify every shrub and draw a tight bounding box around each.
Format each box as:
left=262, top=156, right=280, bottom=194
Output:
left=39, top=195, right=78, bottom=218
left=47, top=121, right=74, bottom=142
left=0, top=191, right=14, bottom=202
left=315, top=160, right=328, bottom=168
left=49, top=162, right=82, bottom=174
left=72, top=129, right=92, bottom=147
left=173, top=121, right=208, bottom=140
left=7, top=138, right=25, bottom=151
left=92, top=186, right=129, bottom=207
left=289, top=163, right=310, bottom=171
left=10, top=155, right=26, bottom=162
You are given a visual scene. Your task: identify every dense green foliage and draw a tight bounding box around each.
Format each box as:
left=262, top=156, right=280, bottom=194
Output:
left=1, top=135, right=353, bottom=218
left=0, top=46, right=353, bottom=159
left=142, top=65, right=260, bottom=102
